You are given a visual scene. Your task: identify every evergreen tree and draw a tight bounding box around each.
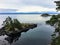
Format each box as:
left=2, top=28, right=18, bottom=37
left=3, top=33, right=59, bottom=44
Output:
left=51, top=0, right=60, bottom=45
left=54, top=1, right=60, bottom=11
left=2, top=16, right=22, bottom=32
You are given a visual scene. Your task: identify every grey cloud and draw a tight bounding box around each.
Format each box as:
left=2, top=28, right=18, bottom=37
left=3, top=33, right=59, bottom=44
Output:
left=22, top=0, right=56, bottom=8
left=0, top=0, right=57, bottom=9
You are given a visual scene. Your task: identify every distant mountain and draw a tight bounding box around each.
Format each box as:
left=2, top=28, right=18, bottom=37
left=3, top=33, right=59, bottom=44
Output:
left=0, top=9, right=59, bottom=14
left=0, top=11, right=59, bottom=14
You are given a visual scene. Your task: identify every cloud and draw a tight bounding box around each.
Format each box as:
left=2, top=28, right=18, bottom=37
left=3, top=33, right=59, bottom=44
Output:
left=17, top=6, right=56, bottom=12
left=0, top=0, right=57, bottom=12
left=0, top=0, right=23, bottom=9
left=22, top=0, right=56, bottom=8
left=0, top=0, right=57, bottom=8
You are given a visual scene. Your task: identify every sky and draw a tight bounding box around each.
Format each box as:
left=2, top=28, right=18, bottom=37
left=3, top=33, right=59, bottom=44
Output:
left=0, top=0, right=57, bottom=12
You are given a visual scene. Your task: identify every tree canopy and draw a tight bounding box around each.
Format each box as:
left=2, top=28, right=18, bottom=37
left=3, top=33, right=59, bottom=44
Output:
left=2, top=16, right=22, bottom=32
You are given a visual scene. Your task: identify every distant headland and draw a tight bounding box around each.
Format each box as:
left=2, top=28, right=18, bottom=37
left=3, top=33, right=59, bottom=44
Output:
left=0, top=11, right=59, bottom=14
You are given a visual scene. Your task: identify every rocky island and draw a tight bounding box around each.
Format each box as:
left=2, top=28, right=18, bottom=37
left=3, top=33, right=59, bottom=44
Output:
left=0, top=16, right=37, bottom=44
left=0, top=17, right=37, bottom=36
left=41, top=13, right=50, bottom=17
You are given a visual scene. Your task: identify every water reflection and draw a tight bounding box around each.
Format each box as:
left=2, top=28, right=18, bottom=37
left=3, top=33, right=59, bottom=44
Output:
left=5, top=32, right=21, bottom=45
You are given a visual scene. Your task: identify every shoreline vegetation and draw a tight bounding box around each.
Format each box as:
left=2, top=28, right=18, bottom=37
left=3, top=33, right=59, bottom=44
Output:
left=46, top=0, right=60, bottom=45
left=46, top=14, right=60, bottom=45
left=0, top=17, right=37, bottom=36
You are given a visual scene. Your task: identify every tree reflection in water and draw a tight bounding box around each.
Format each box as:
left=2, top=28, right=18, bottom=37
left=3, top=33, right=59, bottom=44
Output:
left=5, top=32, right=21, bottom=45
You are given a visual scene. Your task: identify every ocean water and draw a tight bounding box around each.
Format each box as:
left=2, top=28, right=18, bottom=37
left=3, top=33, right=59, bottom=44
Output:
left=0, top=14, right=55, bottom=45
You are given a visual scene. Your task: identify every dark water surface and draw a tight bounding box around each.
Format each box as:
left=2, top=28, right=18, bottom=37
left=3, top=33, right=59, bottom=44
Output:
left=0, top=15, right=55, bottom=45
left=12, top=23, right=54, bottom=45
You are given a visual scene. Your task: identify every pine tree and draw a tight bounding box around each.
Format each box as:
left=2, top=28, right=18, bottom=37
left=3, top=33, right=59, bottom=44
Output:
left=3, top=16, right=22, bottom=32
left=54, top=0, right=60, bottom=11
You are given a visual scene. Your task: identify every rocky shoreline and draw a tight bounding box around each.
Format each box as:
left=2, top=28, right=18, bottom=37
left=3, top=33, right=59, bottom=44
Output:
left=0, top=24, right=37, bottom=36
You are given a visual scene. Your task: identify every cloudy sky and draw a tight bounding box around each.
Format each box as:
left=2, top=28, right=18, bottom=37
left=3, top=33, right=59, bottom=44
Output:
left=0, top=0, right=57, bottom=12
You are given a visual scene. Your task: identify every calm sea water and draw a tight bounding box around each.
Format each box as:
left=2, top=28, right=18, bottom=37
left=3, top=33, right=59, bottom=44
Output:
left=0, top=14, right=55, bottom=45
